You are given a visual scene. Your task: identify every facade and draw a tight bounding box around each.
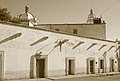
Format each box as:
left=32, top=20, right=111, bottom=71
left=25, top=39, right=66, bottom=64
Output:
left=36, top=9, right=106, bottom=40
left=0, top=6, right=119, bottom=81
left=37, top=23, right=106, bottom=40
left=0, top=22, right=120, bottom=80
left=17, top=6, right=106, bottom=40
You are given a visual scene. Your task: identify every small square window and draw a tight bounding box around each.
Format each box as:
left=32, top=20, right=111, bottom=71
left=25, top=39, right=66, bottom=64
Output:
left=73, top=29, right=77, bottom=34
left=55, top=28, right=59, bottom=31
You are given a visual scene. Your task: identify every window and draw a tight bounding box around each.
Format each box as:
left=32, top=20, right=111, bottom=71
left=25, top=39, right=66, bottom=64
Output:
left=55, top=28, right=59, bottom=31
left=73, top=29, right=77, bottom=35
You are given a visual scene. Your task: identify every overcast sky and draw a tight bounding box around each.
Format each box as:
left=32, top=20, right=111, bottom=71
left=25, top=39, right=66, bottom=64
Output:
left=0, top=0, right=120, bottom=41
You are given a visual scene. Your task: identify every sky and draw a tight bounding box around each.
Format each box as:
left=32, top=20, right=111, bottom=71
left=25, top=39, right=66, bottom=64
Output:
left=0, top=0, right=120, bottom=41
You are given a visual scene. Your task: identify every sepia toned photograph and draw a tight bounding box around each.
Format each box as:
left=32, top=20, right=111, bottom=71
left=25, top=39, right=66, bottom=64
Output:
left=0, top=0, right=120, bottom=81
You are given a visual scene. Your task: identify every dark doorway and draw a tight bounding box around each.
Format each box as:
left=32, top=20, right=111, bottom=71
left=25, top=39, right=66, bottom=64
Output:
left=36, top=59, right=45, bottom=78
left=100, top=60, right=104, bottom=73
left=90, top=60, right=94, bottom=74
left=111, top=59, right=114, bottom=72
left=68, top=60, right=74, bottom=75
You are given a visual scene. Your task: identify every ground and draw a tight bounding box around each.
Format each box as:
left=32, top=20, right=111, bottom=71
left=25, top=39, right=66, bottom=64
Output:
left=5, top=74, right=120, bottom=81
left=53, top=74, right=120, bottom=81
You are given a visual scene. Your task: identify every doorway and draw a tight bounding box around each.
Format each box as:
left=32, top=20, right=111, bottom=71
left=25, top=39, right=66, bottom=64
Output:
left=90, top=60, right=94, bottom=74
left=66, top=58, right=75, bottom=75
left=68, top=59, right=74, bottom=75
left=87, top=58, right=95, bottom=74
left=110, top=59, right=114, bottom=72
left=36, top=59, right=45, bottom=78
left=99, top=59, right=104, bottom=73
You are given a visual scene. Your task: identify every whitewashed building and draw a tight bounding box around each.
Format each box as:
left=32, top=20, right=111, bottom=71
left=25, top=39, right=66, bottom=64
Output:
left=0, top=6, right=120, bottom=81
left=0, top=22, right=120, bottom=80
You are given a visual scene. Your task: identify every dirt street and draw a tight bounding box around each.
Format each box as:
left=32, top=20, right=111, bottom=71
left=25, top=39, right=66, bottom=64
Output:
left=53, top=74, right=120, bottom=81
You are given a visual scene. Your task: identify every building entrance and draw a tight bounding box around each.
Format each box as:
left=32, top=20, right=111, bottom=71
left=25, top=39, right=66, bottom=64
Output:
left=99, top=59, right=104, bottom=73
left=110, top=59, right=114, bottom=72
left=90, top=60, right=94, bottom=74
left=68, top=59, right=75, bottom=75
left=36, top=59, right=45, bottom=78
left=87, top=57, right=95, bottom=74
left=66, top=58, right=75, bottom=75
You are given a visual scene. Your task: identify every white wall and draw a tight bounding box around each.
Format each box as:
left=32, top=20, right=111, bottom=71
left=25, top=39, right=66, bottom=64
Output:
left=0, top=23, right=117, bottom=79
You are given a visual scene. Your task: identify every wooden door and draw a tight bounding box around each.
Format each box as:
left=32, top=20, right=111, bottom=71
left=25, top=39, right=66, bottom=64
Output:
left=36, top=59, right=45, bottom=78
left=90, top=60, right=94, bottom=74
left=100, top=60, right=104, bottom=73
left=68, top=60, right=75, bottom=75
left=111, top=59, right=114, bottom=72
